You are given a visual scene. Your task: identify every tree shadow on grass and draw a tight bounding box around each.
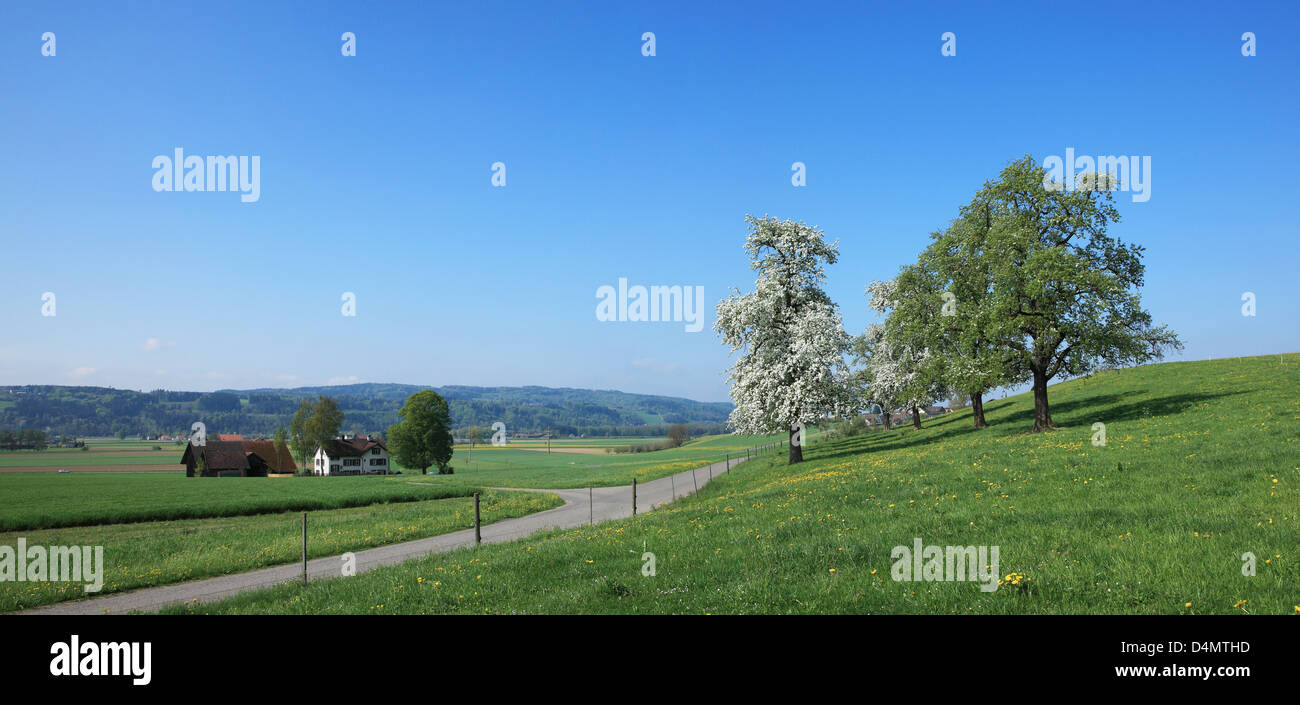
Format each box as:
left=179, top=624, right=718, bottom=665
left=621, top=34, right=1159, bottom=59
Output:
left=806, top=388, right=1251, bottom=464
left=996, top=389, right=1250, bottom=429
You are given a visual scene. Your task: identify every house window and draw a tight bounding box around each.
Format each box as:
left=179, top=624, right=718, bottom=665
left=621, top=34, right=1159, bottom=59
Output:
left=343, top=458, right=360, bottom=466
left=370, top=458, right=387, bottom=466
left=372, top=448, right=381, bottom=455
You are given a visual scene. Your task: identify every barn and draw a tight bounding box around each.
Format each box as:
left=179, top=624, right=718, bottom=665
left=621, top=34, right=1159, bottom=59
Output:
left=180, top=439, right=298, bottom=477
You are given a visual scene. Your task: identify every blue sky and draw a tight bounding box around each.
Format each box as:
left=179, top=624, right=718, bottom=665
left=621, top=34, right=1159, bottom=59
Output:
left=1, top=1, right=1296, bottom=403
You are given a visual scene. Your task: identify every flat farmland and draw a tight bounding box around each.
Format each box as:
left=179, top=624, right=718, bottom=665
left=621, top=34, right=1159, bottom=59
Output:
left=0, top=487, right=560, bottom=612
left=406, top=433, right=787, bottom=489
left=0, top=472, right=491, bottom=531
left=0, top=438, right=184, bottom=473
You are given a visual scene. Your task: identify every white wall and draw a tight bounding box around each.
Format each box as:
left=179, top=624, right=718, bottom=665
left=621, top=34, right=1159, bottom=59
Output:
left=313, top=444, right=390, bottom=476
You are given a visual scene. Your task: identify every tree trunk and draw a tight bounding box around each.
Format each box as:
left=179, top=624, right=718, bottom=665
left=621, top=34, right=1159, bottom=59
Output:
left=788, top=428, right=804, bottom=464
left=971, top=392, right=988, bottom=429
left=911, top=406, right=922, bottom=430
left=882, top=411, right=892, bottom=430
left=1031, top=366, right=1055, bottom=432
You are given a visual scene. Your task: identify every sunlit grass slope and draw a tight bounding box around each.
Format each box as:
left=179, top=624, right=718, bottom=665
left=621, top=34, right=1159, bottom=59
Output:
left=169, top=354, right=1299, bottom=614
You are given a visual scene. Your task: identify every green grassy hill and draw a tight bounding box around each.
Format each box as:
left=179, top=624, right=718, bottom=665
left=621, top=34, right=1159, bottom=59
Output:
left=170, top=354, right=1299, bottom=614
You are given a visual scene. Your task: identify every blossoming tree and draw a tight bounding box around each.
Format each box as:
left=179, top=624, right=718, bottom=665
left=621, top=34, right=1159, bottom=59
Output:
left=715, top=215, right=852, bottom=464
left=858, top=279, right=946, bottom=430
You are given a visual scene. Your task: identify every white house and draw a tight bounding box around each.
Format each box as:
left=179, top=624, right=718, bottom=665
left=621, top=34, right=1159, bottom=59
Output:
left=311, top=434, right=391, bottom=476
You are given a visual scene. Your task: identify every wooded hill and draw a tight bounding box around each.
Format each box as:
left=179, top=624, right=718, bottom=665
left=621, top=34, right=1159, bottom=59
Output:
left=0, top=384, right=732, bottom=438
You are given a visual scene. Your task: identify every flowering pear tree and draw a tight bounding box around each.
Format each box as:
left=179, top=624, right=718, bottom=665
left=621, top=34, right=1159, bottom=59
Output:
left=857, top=277, right=944, bottom=429
left=715, top=215, right=852, bottom=464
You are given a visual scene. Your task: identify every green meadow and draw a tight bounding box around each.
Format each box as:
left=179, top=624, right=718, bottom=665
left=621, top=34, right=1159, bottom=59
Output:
left=405, top=432, right=785, bottom=489
left=0, top=453, right=179, bottom=468
left=0, top=474, right=490, bottom=531
left=168, top=355, right=1299, bottom=614
left=0, top=488, right=561, bottom=612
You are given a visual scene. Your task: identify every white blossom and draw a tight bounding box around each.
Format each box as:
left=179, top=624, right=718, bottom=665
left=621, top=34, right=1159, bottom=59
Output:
left=715, top=216, right=852, bottom=438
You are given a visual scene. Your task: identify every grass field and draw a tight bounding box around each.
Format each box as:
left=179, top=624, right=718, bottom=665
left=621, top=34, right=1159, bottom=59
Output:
left=0, top=453, right=182, bottom=468
left=0, top=432, right=786, bottom=533
left=404, top=433, right=786, bottom=489
left=0, top=473, right=498, bottom=531
left=0, top=489, right=561, bottom=612
left=166, top=354, right=1299, bottom=614
left=0, top=437, right=185, bottom=473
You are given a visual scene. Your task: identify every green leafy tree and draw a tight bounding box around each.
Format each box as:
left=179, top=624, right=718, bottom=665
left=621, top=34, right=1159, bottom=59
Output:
left=388, top=390, right=454, bottom=475
left=857, top=277, right=949, bottom=431
left=893, top=212, right=1027, bottom=429
left=289, top=400, right=311, bottom=470
left=305, top=396, right=345, bottom=461
left=978, top=156, right=1182, bottom=431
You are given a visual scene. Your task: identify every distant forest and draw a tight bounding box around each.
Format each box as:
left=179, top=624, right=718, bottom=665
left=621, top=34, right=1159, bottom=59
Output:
left=0, top=384, right=733, bottom=439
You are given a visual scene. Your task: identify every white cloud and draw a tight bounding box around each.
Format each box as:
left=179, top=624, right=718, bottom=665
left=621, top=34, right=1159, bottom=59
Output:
left=142, top=338, right=177, bottom=352
left=67, top=367, right=95, bottom=379
left=328, top=375, right=361, bottom=385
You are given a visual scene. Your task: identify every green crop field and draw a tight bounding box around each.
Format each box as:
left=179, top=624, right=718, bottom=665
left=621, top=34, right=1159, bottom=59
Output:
left=0, top=437, right=186, bottom=472
left=0, top=453, right=181, bottom=468
left=0, top=488, right=560, bottom=613
left=168, top=355, right=1299, bottom=615
left=0, top=473, right=498, bottom=531
left=405, top=432, right=787, bottom=489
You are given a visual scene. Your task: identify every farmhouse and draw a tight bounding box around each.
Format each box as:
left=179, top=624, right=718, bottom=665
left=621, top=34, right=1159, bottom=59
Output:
left=311, top=434, right=391, bottom=476
left=180, top=439, right=297, bottom=477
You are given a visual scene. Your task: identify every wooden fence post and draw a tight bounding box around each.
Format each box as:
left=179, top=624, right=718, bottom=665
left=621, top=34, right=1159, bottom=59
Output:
left=473, top=492, right=481, bottom=544
left=632, top=477, right=637, bottom=516
left=301, top=512, right=307, bottom=586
